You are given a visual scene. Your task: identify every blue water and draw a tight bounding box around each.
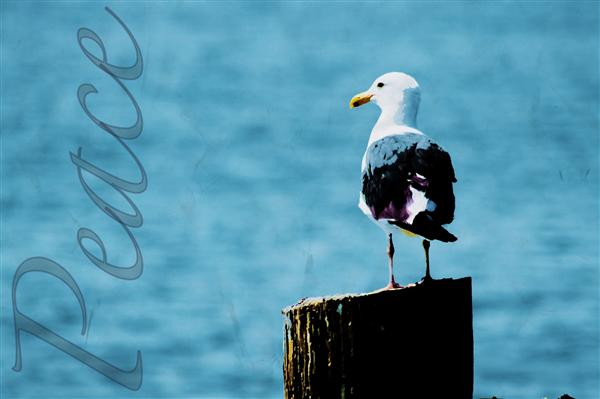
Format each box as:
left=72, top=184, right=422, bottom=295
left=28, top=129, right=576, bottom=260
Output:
left=1, top=2, right=598, bottom=398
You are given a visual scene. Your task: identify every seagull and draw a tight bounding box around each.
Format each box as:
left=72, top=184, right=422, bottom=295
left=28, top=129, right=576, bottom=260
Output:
left=350, top=72, right=457, bottom=289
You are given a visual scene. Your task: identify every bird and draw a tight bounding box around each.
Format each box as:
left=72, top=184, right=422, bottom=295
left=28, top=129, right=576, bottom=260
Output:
left=350, top=72, right=457, bottom=290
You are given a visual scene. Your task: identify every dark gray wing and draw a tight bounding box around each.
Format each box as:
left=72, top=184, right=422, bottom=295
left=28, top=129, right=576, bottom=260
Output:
left=362, top=133, right=457, bottom=240
left=413, top=136, right=457, bottom=225
left=362, top=134, right=420, bottom=220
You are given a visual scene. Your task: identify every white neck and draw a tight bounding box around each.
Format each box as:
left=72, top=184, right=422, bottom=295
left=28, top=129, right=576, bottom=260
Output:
left=377, top=105, right=417, bottom=129
left=367, top=105, right=421, bottom=147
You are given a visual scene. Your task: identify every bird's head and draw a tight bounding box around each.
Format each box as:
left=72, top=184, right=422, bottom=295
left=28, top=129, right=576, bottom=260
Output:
left=349, top=72, right=421, bottom=119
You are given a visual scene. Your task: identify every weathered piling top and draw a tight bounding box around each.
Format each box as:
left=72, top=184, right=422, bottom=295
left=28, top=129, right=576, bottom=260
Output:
left=283, top=277, right=473, bottom=399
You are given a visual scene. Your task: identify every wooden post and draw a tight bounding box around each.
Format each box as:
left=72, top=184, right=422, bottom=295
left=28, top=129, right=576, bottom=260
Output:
left=283, top=277, right=473, bottom=398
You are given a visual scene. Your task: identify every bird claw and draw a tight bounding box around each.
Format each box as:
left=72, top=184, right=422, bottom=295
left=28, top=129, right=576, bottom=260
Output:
left=383, top=281, right=403, bottom=290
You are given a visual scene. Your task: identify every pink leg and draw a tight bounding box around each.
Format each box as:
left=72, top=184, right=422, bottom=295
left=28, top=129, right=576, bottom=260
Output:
left=421, top=239, right=433, bottom=283
left=384, top=234, right=401, bottom=290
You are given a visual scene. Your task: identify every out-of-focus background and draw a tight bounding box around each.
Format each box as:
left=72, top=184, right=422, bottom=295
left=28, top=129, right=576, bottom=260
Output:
left=1, top=2, right=598, bottom=398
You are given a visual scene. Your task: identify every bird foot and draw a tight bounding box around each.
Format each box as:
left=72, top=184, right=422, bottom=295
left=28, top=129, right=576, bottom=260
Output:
left=383, top=281, right=403, bottom=290
left=419, top=275, right=434, bottom=285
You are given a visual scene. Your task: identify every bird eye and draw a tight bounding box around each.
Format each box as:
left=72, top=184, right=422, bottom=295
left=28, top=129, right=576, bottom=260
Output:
left=377, top=82, right=384, bottom=88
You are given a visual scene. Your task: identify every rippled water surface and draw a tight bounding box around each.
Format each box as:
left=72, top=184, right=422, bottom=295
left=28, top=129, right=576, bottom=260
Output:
left=1, top=2, right=598, bottom=398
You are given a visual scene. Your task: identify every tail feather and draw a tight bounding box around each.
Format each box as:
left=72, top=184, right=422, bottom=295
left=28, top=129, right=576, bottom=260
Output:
left=388, top=212, right=457, bottom=242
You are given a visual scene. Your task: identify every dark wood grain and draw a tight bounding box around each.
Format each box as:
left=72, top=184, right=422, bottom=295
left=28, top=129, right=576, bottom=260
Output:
left=283, top=277, right=473, bottom=398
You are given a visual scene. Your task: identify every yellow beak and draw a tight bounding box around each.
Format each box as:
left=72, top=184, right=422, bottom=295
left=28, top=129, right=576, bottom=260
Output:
left=349, top=92, right=373, bottom=109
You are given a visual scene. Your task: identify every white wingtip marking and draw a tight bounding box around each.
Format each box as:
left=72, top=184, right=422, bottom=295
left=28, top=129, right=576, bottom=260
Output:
left=407, top=187, right=428, bottom=224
